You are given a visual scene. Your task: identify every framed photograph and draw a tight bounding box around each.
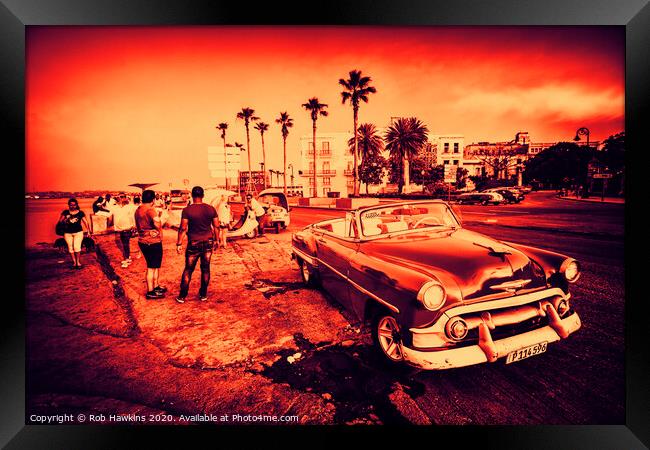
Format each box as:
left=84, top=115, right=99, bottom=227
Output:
left=5, top=0, right=648, bottom=448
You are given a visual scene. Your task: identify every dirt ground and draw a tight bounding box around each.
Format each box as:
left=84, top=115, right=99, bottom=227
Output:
left=26, top=232, right=414, bottom=425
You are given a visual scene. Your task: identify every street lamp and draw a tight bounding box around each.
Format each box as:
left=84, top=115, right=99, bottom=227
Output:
left=573, top=127, right=590, bottom=148
left=259, top=162, right=266, bottom=189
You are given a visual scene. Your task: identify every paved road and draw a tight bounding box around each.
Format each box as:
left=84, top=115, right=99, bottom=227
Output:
left=246, top=191, right=625, bottom=424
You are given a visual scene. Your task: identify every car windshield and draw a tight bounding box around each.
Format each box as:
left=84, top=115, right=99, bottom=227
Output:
left=359, top=202, right=460, bottom=237
left=259, top=195, right=280, bottom=206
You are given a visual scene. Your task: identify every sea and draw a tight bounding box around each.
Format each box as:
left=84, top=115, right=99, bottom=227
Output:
left=25, top=198, right=96, bottom=246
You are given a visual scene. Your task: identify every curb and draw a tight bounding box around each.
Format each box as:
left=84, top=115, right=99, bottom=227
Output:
left=557, top=196, right=624, bottom=205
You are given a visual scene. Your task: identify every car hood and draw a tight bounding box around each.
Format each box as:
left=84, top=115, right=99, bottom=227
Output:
left=362, top=228, right=546, bottom=300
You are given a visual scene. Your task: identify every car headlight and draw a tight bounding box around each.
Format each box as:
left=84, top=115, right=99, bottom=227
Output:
left=417, top=281, right=447, bottom=311
left=560, top=259, right=581, bottom=283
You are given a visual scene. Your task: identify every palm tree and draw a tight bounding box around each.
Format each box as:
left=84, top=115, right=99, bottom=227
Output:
left=254, top=121, right=270, bottom=188
left=339, top=70, right=377, bottom=196
left=347, top=123, right=384, bottom=193
left=275, top=112, right=294, bottom=196
left=384, top=117, right=429, bottom=194
left=216, top=122, right=229, bottom=189
left=236, top=107, right=259, bottom=191
left=302, top=98, right=328, bottom=198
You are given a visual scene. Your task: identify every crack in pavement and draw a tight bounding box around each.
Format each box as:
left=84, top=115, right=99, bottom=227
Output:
left=27, top=309, right=135, bottom=339
left=94, top=244, right=141, bottom=336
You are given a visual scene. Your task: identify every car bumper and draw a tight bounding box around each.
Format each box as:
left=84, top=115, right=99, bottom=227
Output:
left=400, top=311, right=581, bottom=370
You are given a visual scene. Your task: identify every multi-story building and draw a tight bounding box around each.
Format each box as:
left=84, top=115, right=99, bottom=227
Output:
left=298, top=132, right=354, bottom=197
left=463, top=131, right=602, bottom=184
left=429, top=134, right=465, bottom=167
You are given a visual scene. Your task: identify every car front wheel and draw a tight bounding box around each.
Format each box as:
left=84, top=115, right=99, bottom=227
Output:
left=372, top=313, right=405, bottom=364
left=298, top=258, right=318, bottom=287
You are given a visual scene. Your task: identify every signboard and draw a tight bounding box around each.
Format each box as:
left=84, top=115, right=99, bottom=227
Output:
left=444, top=164, right=458, bottom=183
left=208, top=146, right=242, bottom=179
left=593, top=173, right=613, bottom=179
left=239, top=171, right=268, bottom=194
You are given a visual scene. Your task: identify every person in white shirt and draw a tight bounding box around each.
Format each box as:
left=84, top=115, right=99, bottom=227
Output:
left=216, top=195, right=232, bottom=248
left=246, top=193, right=268, bottom=236
left=113, top=194, right=137, bottom=267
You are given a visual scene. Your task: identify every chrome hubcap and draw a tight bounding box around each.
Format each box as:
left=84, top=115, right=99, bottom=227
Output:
left=301, top=263, right=310, bottom=282
left=377, top=316, right=403, bottom=361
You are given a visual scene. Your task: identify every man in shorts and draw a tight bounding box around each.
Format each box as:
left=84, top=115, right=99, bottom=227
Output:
left=135, top=189, right=166, bottom=299
left=175, top=186, right=220, bottom=303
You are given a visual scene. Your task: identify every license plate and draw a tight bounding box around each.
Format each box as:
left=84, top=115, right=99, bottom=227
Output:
left=505, top=342, right=547, bottom=364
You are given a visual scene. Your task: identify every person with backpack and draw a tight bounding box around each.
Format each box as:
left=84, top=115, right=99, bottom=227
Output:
left=57, top=197, right=93, bottom=269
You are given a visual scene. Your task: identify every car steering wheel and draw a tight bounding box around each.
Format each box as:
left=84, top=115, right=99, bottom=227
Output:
left=412, top=216, right=443, bottom=228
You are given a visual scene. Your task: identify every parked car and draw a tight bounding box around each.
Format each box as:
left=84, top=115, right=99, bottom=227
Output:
left=457, top=192, right=504, bottom=205
left=291, top=200, right=582, bottom=370
left=258, top=188, right=291, bottom=233
left=483, top=188, right=523, bottom=203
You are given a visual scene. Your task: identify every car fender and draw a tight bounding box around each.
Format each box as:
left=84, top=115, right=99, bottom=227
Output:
left=501, top=241, right=572, bottom=290
left=352, top=251, right=464, bottom=331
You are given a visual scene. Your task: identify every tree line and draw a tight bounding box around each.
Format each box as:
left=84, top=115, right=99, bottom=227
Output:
left=214, top=69, right=446, bottom=197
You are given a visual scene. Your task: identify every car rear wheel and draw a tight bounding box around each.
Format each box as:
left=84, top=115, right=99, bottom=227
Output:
left=372, top=313, right=405, bottom=364
left=244, top=229, right=258, bottom=239
left=298, top=258, right=318, bottom=287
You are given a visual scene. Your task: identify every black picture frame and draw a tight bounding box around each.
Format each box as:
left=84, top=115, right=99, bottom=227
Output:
left=4, top=0, right=648, bottom=448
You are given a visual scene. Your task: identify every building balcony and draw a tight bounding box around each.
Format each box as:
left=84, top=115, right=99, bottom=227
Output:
left=304, top=169, right=337, bottom=176
left=306, top=150, right=333, bottom=157
left=343, top=169, right=354, bottom=176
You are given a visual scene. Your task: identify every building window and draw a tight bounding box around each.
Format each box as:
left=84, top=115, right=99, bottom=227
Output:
left=322, top=162, right=330, bottom=172
left=322, top=141, right=330, bottom=151
left=323, top=187, right=331, bottom=196
left=444, top=143, right=450, bottom=153
left=453, top=160, right=459, bottom=165
left=453, top=143, right=459, bottom=153
left=444, top=160, right=449, bottom=165
left=323, top=177, right=331, bottom=186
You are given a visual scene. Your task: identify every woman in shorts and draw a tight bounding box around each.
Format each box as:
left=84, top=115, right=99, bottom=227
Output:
left=57, top=197, right=93, bottom=269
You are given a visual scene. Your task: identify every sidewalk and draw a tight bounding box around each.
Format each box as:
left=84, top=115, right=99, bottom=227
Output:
left=558, top=195, right=625, bottom=205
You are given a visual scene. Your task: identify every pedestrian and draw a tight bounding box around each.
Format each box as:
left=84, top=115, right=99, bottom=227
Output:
left=216, top=194, right=232, bottom=248
left=57, top=197, right=93, bottom=269
left=92, top=196, right=111, bottom=217
left=246, top=192, right=267, bottom=236
left=113, top=194, right=137, bottom=268
left=132, top=195, right=142, bottom=259
left=135, top=189, right=166, bottom=299
left=175, top=186, right=220, bottom=303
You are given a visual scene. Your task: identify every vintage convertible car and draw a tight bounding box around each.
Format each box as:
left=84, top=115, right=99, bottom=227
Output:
left=291, top=200, right=581, bottom=370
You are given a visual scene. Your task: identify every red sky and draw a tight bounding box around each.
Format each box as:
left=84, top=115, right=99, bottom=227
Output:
left=26, top=26, right=624, bottom=191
